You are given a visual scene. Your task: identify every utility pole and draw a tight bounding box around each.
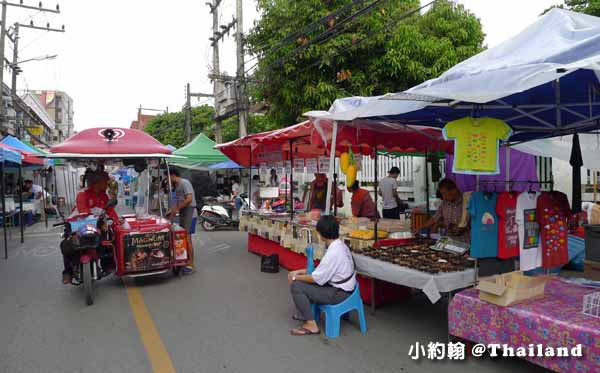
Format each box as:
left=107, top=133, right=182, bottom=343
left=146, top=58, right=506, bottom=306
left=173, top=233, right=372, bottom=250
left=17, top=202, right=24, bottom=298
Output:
left=207, top=0, right=223, bottom=143
left=235, top=0, right=248, bottom=137
left=0, top=1, right=62, bottom=135
left=185, top=83, right=191, bottom=143
left=10, top=21, right=63, bottom=138
left=184, top=82, right=214, bottom=143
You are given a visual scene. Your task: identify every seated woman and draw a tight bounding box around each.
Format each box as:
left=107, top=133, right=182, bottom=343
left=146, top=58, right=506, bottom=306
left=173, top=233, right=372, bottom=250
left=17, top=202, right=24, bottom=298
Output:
left=288, top=215, right=356, bottom=336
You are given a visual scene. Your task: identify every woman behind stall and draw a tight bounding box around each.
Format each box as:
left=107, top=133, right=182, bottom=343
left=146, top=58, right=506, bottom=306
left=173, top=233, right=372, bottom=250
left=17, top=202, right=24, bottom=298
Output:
left=418, top=178, right=470, bottom=239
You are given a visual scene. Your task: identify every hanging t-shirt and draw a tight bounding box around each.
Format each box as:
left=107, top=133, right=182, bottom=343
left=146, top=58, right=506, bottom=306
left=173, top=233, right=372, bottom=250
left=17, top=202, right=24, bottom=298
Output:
left=496, top=192, right=520, bottom=259
left=537, top=191, right=571, bottom=269
left=516, top=192, right=542, bottom=271
left=443, top=117, right=512, bottom=175
left=467, top=191, right=498, bottom=258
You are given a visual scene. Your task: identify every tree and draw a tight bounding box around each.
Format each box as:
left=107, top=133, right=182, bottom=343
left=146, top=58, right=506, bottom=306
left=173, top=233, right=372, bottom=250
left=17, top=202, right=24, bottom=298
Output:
left=144, top=104, right=279, bottom=146
left=144, top=105, right=215, bottom=148
left=548, top=0, right=600, bottom=16
left=247, top=0, right=485, bottom=126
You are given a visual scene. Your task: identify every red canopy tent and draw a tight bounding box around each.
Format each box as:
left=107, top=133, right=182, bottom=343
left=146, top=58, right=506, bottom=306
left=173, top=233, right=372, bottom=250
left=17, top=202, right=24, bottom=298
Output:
left=49, top=127, right=173, bottom=158
left=215, top=120, right=451, bottom=167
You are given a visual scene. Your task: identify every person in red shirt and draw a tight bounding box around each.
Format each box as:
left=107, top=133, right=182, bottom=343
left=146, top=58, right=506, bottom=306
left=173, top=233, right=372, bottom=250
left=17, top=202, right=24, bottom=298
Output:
left=73, top=170, right=119, bottom=221
left=347, top=181, right=378, bottom=219
left=61, top=170, right=119, bottom=284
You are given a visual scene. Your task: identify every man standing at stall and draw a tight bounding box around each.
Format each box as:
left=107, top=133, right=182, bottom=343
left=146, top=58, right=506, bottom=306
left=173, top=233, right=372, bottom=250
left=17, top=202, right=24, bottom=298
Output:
left=168, top=168, right=196, bottom=274
left=379, top=166, right=402, bottom=219
left=348, top=181, right=378, bottom=219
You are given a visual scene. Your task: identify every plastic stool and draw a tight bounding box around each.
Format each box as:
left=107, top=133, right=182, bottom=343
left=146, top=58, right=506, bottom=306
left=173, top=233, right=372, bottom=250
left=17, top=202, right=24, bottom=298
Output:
left=313, top=284, right=367, bottom=338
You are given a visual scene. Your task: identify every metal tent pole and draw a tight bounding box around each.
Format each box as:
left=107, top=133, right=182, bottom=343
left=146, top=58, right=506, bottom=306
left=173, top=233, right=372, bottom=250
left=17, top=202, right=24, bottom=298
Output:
left=505, top=144, right=511, bottom=191
left=42, top=169, right=48, bottom=228
left=425, top=151, right=430, bottom=215
left=289, top=140, right=294, bottom=220
left=1, top=163, right=7, bottom=259
left=374, top=151, right=379, bottom=242
left=18, top=164, right=23, bottom=243
left=324, top=121, right=338, bottom=214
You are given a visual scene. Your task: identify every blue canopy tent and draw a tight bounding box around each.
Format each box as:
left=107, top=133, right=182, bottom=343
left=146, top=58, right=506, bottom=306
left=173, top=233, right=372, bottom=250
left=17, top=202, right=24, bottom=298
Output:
left=208, top=160, right=243, bottom=169
left=307, top=9, right=600, bottom=213
left=0, top=146, right=22, bottom=258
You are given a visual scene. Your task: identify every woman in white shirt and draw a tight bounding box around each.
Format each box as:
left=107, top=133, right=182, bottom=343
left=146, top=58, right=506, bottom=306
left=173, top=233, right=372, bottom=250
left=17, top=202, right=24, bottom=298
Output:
left=288, top=215, right=356, bottom=336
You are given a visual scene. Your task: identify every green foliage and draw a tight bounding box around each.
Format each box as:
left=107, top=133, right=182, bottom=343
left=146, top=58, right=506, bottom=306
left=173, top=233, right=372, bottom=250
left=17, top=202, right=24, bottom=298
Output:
left=545, top=0, right=600, bottom=16
left=145, top=104, right=280, bottom=146
left=247, top=0, right=485, bottom=126
left=144, top=105, right=215, bottom=148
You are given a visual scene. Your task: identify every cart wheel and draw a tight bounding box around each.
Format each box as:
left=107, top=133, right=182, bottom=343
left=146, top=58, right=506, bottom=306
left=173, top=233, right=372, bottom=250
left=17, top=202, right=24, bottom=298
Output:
left=173, top=267, right=182, bottom=277
left=82, top=263, right=94, bottom=306
left=201, top=220, right=216, bottom=231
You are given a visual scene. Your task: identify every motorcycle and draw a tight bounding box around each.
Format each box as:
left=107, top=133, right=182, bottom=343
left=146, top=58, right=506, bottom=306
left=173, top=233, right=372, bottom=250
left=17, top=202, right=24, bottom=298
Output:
left=198, top=193, right=255, bottom=231
left=55, top=200, right=117, bottom=306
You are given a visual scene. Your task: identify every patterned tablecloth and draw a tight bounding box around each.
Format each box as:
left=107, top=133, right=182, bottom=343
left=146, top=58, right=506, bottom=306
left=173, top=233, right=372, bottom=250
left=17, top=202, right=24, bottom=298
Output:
left=449, top=278, right=600, bottom=372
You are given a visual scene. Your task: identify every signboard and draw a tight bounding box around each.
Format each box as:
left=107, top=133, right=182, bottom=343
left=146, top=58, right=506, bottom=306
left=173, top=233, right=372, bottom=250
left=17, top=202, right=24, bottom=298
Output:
left=123, top=231, right=171, bottom=272
left=306, top=158, right=318, bottom=174
left=284, top=160, right=292, bottom=174
left=256, top=151, right=282, bottom=164
left=293, top=159, right=305, bottom=173
left=318, top=156, right=330, bottom=174
left=27, top=126, right=43, bottom=136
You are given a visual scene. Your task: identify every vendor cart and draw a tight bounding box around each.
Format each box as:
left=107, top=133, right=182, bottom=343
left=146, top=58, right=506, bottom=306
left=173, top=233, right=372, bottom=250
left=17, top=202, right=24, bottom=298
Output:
left=48, top=127, right=193, bottom=280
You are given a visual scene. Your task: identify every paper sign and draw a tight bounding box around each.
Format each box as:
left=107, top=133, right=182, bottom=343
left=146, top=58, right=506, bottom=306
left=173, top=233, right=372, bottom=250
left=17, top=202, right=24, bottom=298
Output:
left=306, top=159, right=318, bottom=174
left=293, top=159, right=305, bottom=173
left=284, top=160, right=292, bottom=174
left=318, top=156, right=330, bottom=174
left=259, top=163, right=267, bottom=174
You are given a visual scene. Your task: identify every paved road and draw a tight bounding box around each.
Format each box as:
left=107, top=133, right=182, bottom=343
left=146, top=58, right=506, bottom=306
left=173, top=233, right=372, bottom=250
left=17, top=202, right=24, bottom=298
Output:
left=0, top=221, right=548, bottom=373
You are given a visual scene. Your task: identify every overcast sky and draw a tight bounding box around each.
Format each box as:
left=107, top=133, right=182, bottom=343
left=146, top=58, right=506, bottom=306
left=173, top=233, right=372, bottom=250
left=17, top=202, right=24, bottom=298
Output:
left=7, top=0, right=562, bottom=131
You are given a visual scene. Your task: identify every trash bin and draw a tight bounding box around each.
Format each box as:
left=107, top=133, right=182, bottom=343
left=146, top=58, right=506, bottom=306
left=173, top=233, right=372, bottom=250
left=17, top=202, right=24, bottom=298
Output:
left=584, top=225, right=600, bottom=262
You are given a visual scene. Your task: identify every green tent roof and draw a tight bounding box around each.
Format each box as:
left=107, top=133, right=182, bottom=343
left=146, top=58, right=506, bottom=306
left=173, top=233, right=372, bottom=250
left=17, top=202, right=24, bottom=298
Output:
left=171, top=133, right=229, bottom=169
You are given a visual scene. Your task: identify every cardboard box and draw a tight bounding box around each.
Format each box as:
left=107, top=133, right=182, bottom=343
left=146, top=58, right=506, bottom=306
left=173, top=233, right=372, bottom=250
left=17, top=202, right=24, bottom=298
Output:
left=584, top=260, right=600, bottom=281
left=477, top=271, right=552, bottom=307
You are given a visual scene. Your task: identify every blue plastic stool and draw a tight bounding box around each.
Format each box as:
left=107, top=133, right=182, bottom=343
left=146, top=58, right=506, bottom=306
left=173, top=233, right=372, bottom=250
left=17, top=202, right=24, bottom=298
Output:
left=313, top=284, right=367, bottom=338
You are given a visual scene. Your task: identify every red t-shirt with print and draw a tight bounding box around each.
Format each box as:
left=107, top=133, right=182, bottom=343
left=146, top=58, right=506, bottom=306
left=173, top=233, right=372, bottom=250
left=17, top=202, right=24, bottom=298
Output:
left=495, top=192, right=520, bottom=259
left=536, top=191, right=571, bottom=268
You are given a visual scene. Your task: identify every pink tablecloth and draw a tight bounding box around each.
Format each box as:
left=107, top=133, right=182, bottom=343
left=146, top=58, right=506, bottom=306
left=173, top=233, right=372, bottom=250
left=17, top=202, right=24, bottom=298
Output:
left=449, top=278, right=600, bottom=372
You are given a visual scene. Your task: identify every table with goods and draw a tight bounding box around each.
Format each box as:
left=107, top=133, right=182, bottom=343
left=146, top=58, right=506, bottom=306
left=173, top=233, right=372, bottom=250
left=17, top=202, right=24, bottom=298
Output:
left=240, top=212, right=477, bottom=306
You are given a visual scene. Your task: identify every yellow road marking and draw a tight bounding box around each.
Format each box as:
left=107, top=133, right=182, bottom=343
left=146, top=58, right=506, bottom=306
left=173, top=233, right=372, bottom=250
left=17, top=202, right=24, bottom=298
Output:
left=124, top=279, right=176, bottom=373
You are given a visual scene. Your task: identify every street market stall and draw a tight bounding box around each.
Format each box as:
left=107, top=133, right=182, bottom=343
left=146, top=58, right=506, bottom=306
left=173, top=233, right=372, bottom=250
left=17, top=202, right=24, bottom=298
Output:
left=304, top=8, right=600, bottom=371
left=171, top=133, right=229, bottom=170
left=48, top=127, right=194, bottom=281
left=218, top=119, right=479, bottom=306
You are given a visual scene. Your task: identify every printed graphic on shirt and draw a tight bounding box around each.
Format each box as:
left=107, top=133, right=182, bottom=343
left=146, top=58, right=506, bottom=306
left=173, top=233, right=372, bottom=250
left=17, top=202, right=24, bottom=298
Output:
left=541, top=207, right=568, bottom=257
left=504, top=208, right=519, bottom=248
left=523, top=208, right=539, bottom=249
left=481, top=212, right=495, bottom=225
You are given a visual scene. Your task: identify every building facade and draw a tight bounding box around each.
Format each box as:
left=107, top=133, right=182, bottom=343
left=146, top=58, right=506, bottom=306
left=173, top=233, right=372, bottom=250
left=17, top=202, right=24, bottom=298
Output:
left=33, top=90, right=74, bottom=143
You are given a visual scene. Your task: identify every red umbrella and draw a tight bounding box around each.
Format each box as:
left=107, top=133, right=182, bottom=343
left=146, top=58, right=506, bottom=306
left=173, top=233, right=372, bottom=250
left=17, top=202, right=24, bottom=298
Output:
left=50, top=127, right=172, bottom=157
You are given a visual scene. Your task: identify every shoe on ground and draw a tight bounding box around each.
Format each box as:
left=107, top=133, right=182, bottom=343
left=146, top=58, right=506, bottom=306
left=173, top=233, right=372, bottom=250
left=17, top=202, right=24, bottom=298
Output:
left=182, top=267, right=195, bottom=274
left=62, top=273, right=72, bottom=284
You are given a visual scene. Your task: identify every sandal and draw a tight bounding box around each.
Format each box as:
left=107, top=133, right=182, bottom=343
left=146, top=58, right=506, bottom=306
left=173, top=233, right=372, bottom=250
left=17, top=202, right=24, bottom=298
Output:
left=290, top=327, right=320, bottom=336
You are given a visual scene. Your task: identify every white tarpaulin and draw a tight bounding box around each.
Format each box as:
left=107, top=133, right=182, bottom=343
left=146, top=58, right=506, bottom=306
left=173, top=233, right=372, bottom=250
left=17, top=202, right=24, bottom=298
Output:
left=352, top=254, right=476, bottom=304
left=514, top=134, right=600, bottom=168
left=308, top=9, right=600, bottom=126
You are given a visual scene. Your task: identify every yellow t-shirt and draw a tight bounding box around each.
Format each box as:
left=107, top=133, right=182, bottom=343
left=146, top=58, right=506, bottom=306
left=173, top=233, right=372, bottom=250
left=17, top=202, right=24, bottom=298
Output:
left=443, top=117, right=512, bottom=174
